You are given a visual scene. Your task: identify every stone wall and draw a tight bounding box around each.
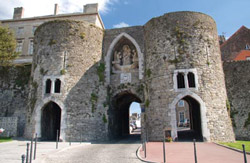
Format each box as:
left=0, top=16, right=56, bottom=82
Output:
left=223, top=61, right=250, bottom=140
left=103, top=26, right=145, bottom=139
left=0, top=65, right=31, bottom=137
left=26, top=20, right=107, bottom=141
left=0, top=117, right=18, bottom=137
left=144, top=11, right=235, bottom=141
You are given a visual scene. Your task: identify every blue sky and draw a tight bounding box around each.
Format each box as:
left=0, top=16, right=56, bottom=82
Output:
left=129, top=102, right=141, bottom=115
left=0, top=0, right=249, bottom=38
left=101, top=0, right=250, bottom=37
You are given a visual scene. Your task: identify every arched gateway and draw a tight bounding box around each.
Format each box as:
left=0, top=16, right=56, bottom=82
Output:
left=170, top=92, right=210, bottom=141
left=41, top=102, right=61, bottom=140
left=108, top=91, right=142, bottom=139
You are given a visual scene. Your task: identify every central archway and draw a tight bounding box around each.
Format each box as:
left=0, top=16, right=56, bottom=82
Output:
left=108, top=91, right=142, bottom=139
left=41, top=102, right=61, bottom=140
left=176, top=96, right=203, bottom=141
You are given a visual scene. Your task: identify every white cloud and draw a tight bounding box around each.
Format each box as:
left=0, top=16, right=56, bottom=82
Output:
left=113, top=22, right=129, bottom=28
left=0, top=0, right=116, bottom=20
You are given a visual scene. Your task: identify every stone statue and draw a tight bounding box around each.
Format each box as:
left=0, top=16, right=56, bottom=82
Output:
left=122, top=45, right=131, bottom=65
left=112, top=44, right=138, bottom=72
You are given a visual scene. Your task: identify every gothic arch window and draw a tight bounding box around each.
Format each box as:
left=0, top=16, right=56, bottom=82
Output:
left=54, top=79, right=61, bottom=93
left=177, top=73, right=185, bottom=88
left=173, top=69, right=198, bottom=91
left=188, top=72, right=196, bottom=88
left=45, top=79, right=52, bottom=94
left=111, top=37, right=139, bottom=73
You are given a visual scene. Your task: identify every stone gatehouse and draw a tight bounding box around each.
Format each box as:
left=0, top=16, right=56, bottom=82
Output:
left=21, top=11, right=236, bottom=142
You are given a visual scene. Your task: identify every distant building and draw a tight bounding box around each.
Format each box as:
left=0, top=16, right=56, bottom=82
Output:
left=220, top=26, right=250, bottom=61
left=0, top=4, right=104, bottom=64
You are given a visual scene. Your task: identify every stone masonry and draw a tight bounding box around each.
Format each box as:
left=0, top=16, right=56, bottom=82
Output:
left=0, top=10, right=239, bottom=142
left=223, top=61, right=250, bottom=140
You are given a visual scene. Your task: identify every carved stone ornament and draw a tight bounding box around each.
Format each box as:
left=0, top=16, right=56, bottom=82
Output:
left=112, top=44, right=138, bottom=73
left=120, top=73, right=131, bottom=83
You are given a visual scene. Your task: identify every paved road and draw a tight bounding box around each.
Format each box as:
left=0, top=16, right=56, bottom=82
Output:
left=41, top=135, right=142, bottom=163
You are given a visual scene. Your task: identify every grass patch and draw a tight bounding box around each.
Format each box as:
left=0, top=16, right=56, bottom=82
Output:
left=219, top=141, right=250, bottom=152
left=0, top=137, right=12, bottom=143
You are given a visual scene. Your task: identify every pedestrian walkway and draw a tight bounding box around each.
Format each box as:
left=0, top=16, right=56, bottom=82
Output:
left=0, top=140, right=89, bottom=163
left=138, top=142, right=250, bottom=163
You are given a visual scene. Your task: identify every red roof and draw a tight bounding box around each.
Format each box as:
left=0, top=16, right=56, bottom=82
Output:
left=234, top=50, right=250, bottom=61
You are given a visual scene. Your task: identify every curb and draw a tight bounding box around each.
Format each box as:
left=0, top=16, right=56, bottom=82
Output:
left=136, top=144, right=158, bottom=163
left=214, top=143, right=250, bottom=155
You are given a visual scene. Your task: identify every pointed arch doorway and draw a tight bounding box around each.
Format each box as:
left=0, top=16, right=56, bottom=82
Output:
left=176, top=96, right=203, bottom=141
left=108, top=91, right=142, bottom=139
left=41, top=102, right=61, bottom=140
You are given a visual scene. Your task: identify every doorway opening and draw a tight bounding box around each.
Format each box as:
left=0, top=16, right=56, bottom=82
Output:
left=129, top=102, right=141, bottom=135
left=176, top=96, right=203, bottom=141
left=41, top=102, right=61, bottom=141
left=108, top=91, right=141, bottom=139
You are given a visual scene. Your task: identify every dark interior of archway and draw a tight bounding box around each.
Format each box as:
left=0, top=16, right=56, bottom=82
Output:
left=41, top=102, right=61, bottom=141
left=108, top=91, right=141, bottom=140
left=177, top=96, right=203, bottom=141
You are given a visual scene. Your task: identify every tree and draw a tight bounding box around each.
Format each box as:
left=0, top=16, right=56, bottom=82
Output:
left=0, top=24, right=18, bottom=66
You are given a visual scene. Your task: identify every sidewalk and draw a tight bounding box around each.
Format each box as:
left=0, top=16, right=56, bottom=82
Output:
left=138, top=142, right=250, bottom=163
left=0, top=140, right=90, bottom=163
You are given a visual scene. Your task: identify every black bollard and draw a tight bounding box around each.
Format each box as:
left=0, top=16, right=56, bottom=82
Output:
left=56, top=130, right=59, bottom=149
left=242, top=144, right=247, bottom=163
left=30, top=137, right=33, bottom=163
left=141, top=139, right=144, bottom=151
left=21, top=154, right=25, bottom=163
left=80, top=133, right=82, bottom=144
left=163, top=139, right=166, bottom=163
left=69, top=135, right=71, bottom=146
left=26, top=143, right=29, bottom=163
left=34, top=133, right=37, bottom=160
left=193, top=139, right=197, bottom=163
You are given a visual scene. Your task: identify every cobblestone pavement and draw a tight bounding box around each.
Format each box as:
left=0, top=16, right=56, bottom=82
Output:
left=41, top=135, right=142, bottom=163
left=0, top=140, right=82, bottom=163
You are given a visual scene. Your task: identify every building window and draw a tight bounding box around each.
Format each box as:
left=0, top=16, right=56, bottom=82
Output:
left=32, top=26, right=37, bottom=35
left=177, top=73, right=185, bottom=88
left=17, top=27, right=24, bottom=35
left=45, top=79, right=52, bottom=94
left=188, top=72, right=195, bottom=88
left=179, top=112, right=185, bottom=123
left=178, top=100, right=185, bottom=107
left=246, top=57, right=250, bottom=60
left=16, top=40, right=23, bottom=53
left=173, top=69, right=198, bottom=91
left=246, top=44, right=250, bottom=50
left=28, top=39, right=34, bottom=55
left=54, top=79, right=61, bottom=93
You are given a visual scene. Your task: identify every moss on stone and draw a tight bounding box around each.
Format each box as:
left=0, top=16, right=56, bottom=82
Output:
left=244, top=112, right=250, bottom=128
left=102, top=114, right=107, bottom=123
left=60, top=69, right=66, bottom=75
left=146, top=69, right=151, bottom=78
left=80, top=32, right=86, bottom=39
left=91, top=93, right=98, bottom=113
left=97, top=63, right=105, bottom=83
left=48, top=39, right=56, bottom=46
left=145, top=99, right=150, bottom=108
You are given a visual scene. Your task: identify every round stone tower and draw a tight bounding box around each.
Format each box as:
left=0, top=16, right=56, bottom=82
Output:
left=26, top=20, right=107, bottom=141
left=143, top=12, right=235, bottom=142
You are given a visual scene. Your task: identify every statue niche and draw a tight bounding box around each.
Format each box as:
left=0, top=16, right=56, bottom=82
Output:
left=112, top=44, right=138, bottom=73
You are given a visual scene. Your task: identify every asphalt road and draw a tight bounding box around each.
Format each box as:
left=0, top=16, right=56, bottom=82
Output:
left=41, top=135, right=143, bottom=163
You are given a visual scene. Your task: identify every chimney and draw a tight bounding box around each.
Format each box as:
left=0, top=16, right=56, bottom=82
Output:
left=83, top=3, right=98, bottom=13
left=13, top=7, right=24, bottom=19
left=54, top=4, right=59, bottom=15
